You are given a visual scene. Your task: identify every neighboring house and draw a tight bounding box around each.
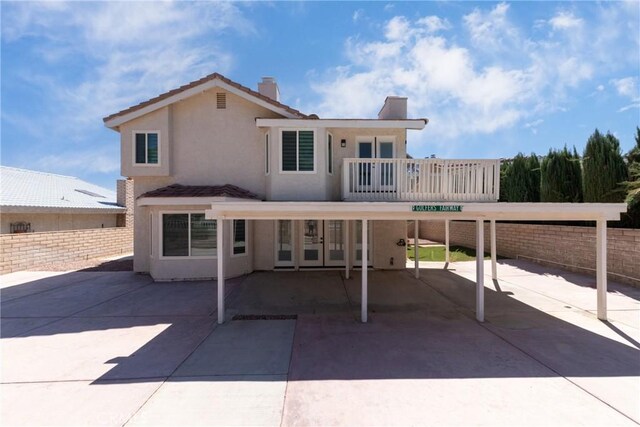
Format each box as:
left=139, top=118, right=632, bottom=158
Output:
left=104, top=72, right=625, bottom=323
left=0, top=166, right=128, bottom=234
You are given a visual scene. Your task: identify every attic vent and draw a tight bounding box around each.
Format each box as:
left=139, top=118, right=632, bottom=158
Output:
left=216, top=93, right=226, bottom=109
left=75, top=189, right=106, bottom=198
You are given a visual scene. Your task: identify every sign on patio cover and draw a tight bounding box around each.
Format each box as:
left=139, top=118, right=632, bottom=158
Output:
left=411, top=205, right=463, bottom=212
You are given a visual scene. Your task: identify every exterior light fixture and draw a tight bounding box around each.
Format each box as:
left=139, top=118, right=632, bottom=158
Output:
left=341, top=139, right=346, bottom=148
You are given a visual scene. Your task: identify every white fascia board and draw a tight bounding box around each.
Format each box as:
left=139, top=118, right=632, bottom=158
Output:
left=104, top=80, right=299, bottom=129
left=137, top=196, right=262, bottom=207
left=255, top=118, right=427, bottom=130
left=205, top=202, right=627, bottom=222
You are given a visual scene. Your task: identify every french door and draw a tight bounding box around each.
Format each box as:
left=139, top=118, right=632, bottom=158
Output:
left=357, top=138, right=395, bottom=191
left=301, top=220, right=323, bottom=266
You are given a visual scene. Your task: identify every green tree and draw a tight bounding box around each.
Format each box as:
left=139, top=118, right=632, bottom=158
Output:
left=501, top=153, right=540, bottom=202
left=582, top=129, right=628, bottom=202
left=621, top=128, right=640, bottom=227
left=540, top=146, right=583, bottom=202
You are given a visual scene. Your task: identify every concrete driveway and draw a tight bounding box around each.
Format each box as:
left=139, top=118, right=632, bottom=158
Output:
left=1, top=260, right=639, bottom=426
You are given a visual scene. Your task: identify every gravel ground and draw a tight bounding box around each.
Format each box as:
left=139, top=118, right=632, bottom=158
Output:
left=32, top=256, right=133, bottom=272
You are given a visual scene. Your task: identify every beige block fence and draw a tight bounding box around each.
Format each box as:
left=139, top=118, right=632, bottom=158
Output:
left=415, top=221, right=640, bottom=287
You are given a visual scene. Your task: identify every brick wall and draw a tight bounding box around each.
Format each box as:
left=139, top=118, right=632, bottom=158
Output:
left=0, top=227, right=133, bottom=274
left=1, top=179, right=135, bottom=275
left=419, top=221, right=640, bottom=287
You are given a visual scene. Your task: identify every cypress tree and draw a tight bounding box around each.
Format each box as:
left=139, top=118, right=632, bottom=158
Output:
left=540, top=146, right=583, bottom=202
left=583, top=129, right=628, bottom=202
left=502, top=153, right=540, bottom=202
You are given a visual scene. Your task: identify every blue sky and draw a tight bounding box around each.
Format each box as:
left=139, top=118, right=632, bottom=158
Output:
left=2, top=1, right=639, bottom=190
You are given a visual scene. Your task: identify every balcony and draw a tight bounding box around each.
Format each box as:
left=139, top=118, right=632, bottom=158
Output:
left=342, top=158, right=501, bottom=202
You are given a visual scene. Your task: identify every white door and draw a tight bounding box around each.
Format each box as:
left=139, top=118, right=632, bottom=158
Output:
left=357, top=138, right=395, bottom=191
left=275, top=220, right=295, bottom=267
left=324, top=220, right=345, bottom=266
left=377, top=140, right=395, bottom=191
left=300, top=220, right=323, bottom=266
left=357, top=140, right=374, bottom=191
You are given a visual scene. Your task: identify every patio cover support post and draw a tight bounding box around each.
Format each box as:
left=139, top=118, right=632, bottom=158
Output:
left=414, top=220, right=420, bottom=278
left=217, top=219, right=225, bottom=324
left=490, top=219, right=497, bottom=280
left=597, top=219, right=607, bottom=321
left=445, top=220, right=450, bottom=264
left=361, top=219, right=368, bottom=323
left=345, top=220, right=350, bottom=279
left=476, top=219, right=485, bottom=322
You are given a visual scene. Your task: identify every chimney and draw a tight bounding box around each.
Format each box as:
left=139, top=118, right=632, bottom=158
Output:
left=258, top=77, right=280, bottom=102
left=378, top=96, right=407, bottom=119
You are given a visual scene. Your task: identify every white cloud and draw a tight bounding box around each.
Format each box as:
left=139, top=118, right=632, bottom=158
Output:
left=463, top=2, right=518, bottom=52
left=416, top=16, right=451, bottom=34
left=524, top=119, right=544, bottom=134
left=2, top=1, right=251, bottom=136
left=35, top=149, right=120, bottom=175
left=353, top=9, right=365, bottom=22
left=611, top=77, right=638, bottom=99
left=596, top=84, right=605, bottom=92
left=549, top=11, right=583, bottom=31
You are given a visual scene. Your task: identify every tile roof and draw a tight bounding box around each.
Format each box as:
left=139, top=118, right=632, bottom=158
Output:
left=139, top=184, right=261, bottom=200
left=103, top=72, right=309, bottom=124
left=0, top=166, right=124, bottom=211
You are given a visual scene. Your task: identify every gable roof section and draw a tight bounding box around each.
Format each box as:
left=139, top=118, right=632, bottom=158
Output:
left=0, top=166, right=125, bottom=212
left=139, top=184, right=260, bottom=200
left=103, top=72, right=308, bottom=129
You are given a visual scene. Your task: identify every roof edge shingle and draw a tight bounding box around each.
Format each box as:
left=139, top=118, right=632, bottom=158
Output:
left=138, top=184, right=261, bottom=200
left=103, top=72, right=308, bottom=124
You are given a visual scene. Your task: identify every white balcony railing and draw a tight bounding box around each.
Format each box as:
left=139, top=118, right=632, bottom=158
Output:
left=342, top=158, right=501, bottom=202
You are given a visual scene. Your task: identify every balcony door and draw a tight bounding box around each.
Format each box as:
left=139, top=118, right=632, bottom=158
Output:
left=357, top=138, right=395, bottom=191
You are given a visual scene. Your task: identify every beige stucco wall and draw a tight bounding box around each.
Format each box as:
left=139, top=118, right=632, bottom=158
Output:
left=1, top=213, right=119, bottom=234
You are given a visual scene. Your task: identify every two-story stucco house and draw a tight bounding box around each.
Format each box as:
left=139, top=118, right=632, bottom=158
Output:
left=104, top=72, right=626, bottom=324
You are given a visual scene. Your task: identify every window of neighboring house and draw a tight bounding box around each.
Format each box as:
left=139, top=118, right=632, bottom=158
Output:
left=135, top=132, right=159, bottom=164
left=265, top=133, right=270, bottom=175
left=327, top=133, right=333, bottom=174
left=232, top=219, right=247, bottom=256
left=162, top=213, right=216, bottom=257
left=281, top=130, right=314, bottom=172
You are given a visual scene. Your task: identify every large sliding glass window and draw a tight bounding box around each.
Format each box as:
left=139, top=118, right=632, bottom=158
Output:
left=162, top=213, right=216, bottom=257
left=281, top=130, right=314, bottom=172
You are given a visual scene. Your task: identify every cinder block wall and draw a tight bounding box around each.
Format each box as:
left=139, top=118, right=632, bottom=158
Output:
left=419, top=221, right=640, bottom=287
left=1, top=179, right=135, bottom=275
left=0, top=227, right=133, bottom=274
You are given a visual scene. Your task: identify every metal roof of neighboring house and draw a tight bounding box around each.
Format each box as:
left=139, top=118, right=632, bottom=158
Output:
left=0, top=166, right=125, bottom=212
left=103, top=72, right=309, bottom=127
left=139, top=184, right=260, bottom=200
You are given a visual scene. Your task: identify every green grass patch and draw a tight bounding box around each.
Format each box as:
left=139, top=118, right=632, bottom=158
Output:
left=407, top=245, right=498, bottom=262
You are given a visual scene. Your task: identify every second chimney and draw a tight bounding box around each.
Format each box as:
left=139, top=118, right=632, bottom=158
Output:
left=258, top=77, right=280, bottom=102
left=378, top=96, right=407, bottom=119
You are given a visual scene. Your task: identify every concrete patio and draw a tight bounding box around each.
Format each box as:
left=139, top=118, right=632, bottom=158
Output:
left=1, top=260, right=639, bottom=426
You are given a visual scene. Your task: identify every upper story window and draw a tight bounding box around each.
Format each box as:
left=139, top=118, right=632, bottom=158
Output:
left=135, top=132, right=159, bottom=165
left=281, top=130, right=314, bottom=173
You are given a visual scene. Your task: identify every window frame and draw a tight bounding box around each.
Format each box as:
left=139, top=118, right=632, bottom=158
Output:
left=132, top=131, right=161, bottom=166
left=327, top=132, right=334, bottom=175
left=159, top=211, right=217, bottom=260
left=230, top=219, right=248, bottom=258
left=265, top=132, right=270, bottom=175
left=279, top=128, right=317, bottom=174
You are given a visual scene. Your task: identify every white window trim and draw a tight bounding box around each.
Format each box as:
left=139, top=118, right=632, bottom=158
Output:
left=279, top=128, right=317, bottom=174
left=265, top=132, right=270, bottom=176
left=327, top=132, right=334, bottom=175
left=274, top=219, right=295, bottom=267
left=230, top=219, right=248, bottom=258
left=159, top=210, right=217, bottom=260
left=132, top=130, right=162, bottom=167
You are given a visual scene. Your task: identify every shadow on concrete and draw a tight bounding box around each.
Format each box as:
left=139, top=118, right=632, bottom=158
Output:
left=1, top=268, right=638, bottom=385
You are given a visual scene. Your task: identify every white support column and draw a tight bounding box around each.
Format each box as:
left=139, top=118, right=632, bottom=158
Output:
left=217, top=219, right=225, bottom=325
left=345, top=220, right=350, bottom=280
left=445, top=220, right=450, bottom=264
left=490, top=219, right=497, bottom=280
left=597, top=219, right=607, bottom=321
left=361, top=219, right=368, bottom=323
left=476, top=219, right=485, bottom=322
left=414, top=220, right=420, bottom=279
